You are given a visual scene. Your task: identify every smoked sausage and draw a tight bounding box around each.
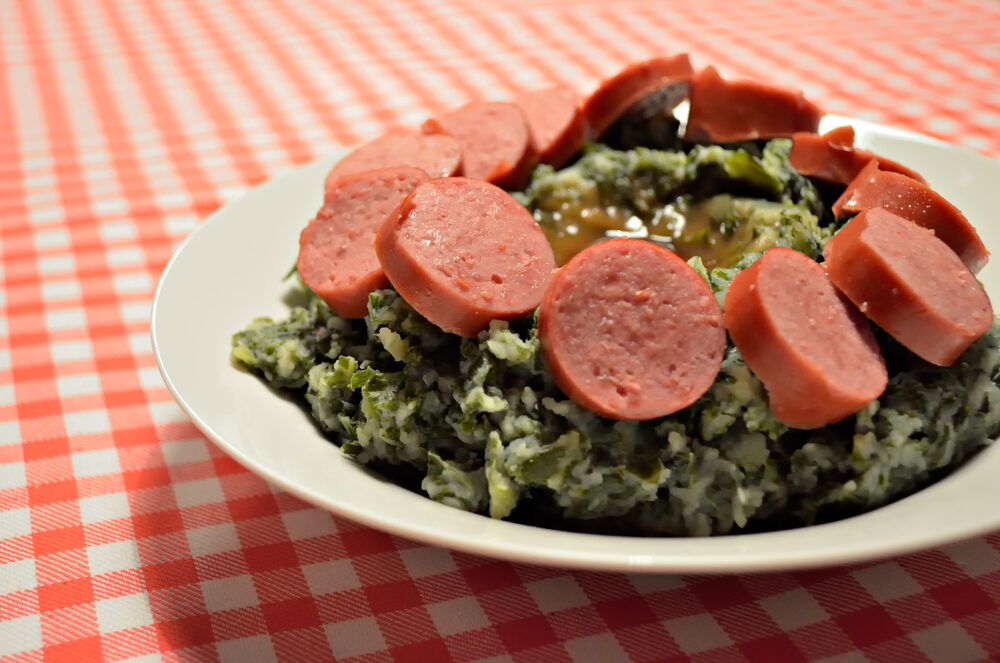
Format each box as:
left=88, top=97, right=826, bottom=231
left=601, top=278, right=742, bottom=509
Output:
left=686, top=66, right=823, bottom=143
left=323, top=129, right=460, bottom=193
left=374, top=177, right=556, bottom=337
left=582, top=54, right=694, bottom=139
left=789, top=126, right=926, bottom=184
left=832, top=159, right=988, bottom=274
left=538, top=238, right=725, bottom=420
left=299, top=167, right=430, bottom=318
left=514, top=85, right=586, bottom=168
left=724, top=247, right=887, bottom=428
left=423, top=101, right=537, bottom=190
left=823, top=208, right=992, bottom=366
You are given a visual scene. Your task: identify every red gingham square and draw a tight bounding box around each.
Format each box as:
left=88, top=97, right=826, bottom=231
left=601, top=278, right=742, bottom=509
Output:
left=260, top=597, right=323, bottom=633
left=36, top=577, right=93, bottom=612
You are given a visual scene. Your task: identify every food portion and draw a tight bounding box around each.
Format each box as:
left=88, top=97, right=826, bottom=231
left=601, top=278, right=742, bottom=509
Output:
left=582, top=54, right=694, bottom=139
left=513, top=85, right=587, bottom=168
left=232, top=282, right=1000, bottom=535
left=423, top=101, right=537, bottom=190
left=323, top=129, right=461, bottom=192
left=538, top=238, right=726, bottom=420
left=298, top=166, right=429, bottom=318
left=374, top=177, right=557, bottom=338
left=685, top=66, right=824, bottom=143
left=518, top=139, right=827, bottom=267
left=833, top=159, right=989, bottom=273
left=231, top=55, right=1000, bottom=536
left=725, top=247, right=887, bottom=428
left=824, top=207, right=993, bottom=366
left=789, top=126, right=926, bottom=184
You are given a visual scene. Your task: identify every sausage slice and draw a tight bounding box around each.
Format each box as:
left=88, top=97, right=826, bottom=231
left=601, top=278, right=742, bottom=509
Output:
left=582, top=54, right=694, bottom=139
left=724, top=247, right=887, bottom=428
left=832, top=159, right=988, bottom=273
left=789, top=126, right=926, bottom=185
left=823, top=208, right=992, bottom=366
left=514, top=85, right=586, bottom=168
left=324, top=129, right=460, bottom=193
left=538, top=238, right=725, bottom=420
left=374, top=177, right=556, bottom=337
left=423, top=101, right=537, bottom=190
left=298, top=167, right=430, bottom=318
left=685, top=66, right=823, bottom=143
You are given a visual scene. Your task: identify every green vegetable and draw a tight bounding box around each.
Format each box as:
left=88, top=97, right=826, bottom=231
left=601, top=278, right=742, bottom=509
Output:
left=231, top=284, right=1000, bottom=535
left=230, top=136, right=1000, bottom=536
left=230, top=293, right=360, bottom=388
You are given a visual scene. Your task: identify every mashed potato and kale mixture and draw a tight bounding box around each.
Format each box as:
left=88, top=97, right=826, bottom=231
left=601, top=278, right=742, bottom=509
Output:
left=231, top=138, right=1000, bottom=536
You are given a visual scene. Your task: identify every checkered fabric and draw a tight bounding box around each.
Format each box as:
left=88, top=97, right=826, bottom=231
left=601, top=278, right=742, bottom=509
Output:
left=2, top=0, right=999, bottom=660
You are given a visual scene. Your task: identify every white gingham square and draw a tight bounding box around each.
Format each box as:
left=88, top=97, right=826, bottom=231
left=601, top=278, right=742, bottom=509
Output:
left=564, top=634, right=629, bottom=663
left=201, top=575, right=260, bottom=612
left=0, top=461, right=27, bottom=489
left=95, top=592, right=156, bottom=633
left=64, top=409, right=112, bottom=436
left=0, top=559, right=37, bottom=595
left=71, top=448, right=122, bottom=478
left=302, top=559, right=360, bottom=596
left=216, top=635, right=277, bottom=662
left=0, top=615, right=42, bottom=657
left=79, top=492, right=131, bottom=524
left=56, top=373, right=102, bottom=398
left=426, top=596, right=489, bottom=636
left=324, top=617, right=386, bottom=659
left=0, top=506, right=31, bottom=538
left=88, top=539, right=144, bottom=576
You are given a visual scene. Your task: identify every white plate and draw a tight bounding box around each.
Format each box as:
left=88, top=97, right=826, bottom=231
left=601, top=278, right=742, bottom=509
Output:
left=152, top=115, right=1000, bottom=574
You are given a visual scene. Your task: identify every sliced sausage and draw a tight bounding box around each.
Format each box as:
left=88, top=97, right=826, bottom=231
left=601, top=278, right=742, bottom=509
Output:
left=538, top=238, right=725, bottom=420
left=582, top=54, right=694, bottom=139
left=374, top=177, right=556, bottom=337
left=832, top=159, right=988, bottom=273
left=789, top=126, right=926, bottom=185
left=597, top=80, right=691, bottom=151
left=724, top=247, right=887, bottom=428
left=685, top=66, right=823, bottom=143
left=513, top=85, right=586, bottom=168
left=323, top=129, right=460, bottom=193
left=422, top=101, right=537, bottom=190
left=298, top=167, right=430, bottom=318
left=823, top=208, right=992, bottom=366
left=816, top=124, right=853, bottom=148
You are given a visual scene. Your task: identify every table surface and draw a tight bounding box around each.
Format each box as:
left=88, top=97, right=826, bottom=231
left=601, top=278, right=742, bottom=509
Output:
left=2, top=0, right=1000, bottom=661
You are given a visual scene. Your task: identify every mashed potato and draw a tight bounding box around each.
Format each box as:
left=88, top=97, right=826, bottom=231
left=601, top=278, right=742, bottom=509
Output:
left=231, top=139, right=1000, bottom=535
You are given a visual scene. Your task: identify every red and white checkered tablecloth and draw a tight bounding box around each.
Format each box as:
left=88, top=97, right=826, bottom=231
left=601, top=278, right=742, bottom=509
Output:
left=2, top=0, right=999, bottom=660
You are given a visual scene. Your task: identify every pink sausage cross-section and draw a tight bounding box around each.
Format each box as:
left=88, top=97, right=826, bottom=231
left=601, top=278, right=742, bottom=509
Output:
left=823, top=208, right=993, bottom=367
left=374, top=177, right=557, bottom=338
left=538, top=238, right=725, bottom=421
left=298, top=166, right=430, bottom=319
left=514, top=85, right=586, bottom=169
left=725, top=247, right=887, bottom=428
left=832, top=159, right=989, bottom=274
left=323, top=129, right=461, bottom=194
left=423, top=101, right=538, bottom=191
